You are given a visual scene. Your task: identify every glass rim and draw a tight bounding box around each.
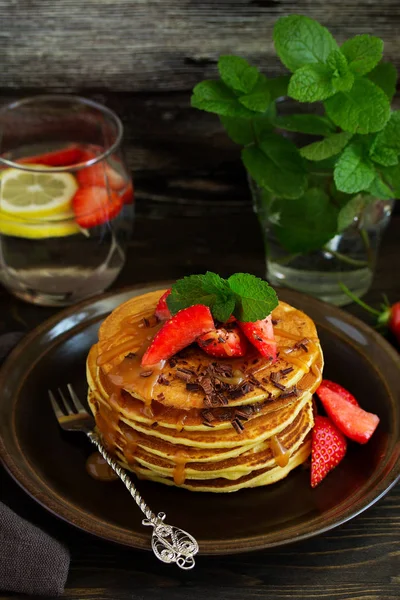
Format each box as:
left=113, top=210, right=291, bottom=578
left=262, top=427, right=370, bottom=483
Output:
left=0, top=94, right=124, bottom=173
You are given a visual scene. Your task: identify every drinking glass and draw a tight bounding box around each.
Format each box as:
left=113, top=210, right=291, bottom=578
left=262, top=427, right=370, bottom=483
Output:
left=0, top=95, right=134, bottom=306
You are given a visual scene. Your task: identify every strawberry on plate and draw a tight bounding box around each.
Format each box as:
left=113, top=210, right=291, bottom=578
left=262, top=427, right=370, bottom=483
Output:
left=319, top=380, right=359, bottom=406
left=238, top=314, right=276, bottom=361
left=198, top=325, right=248, bottom=358
left=311, top=415, right=347, bottom=487
left=155, top=290, right=172, bottom=321
left=17, top=144, right=84, bottom=167
left=72, top=186, right=123, bottom=228
left=77, top=156, right=126, bottom=191
left=316, top=382, right=379, bottom=444
left=141, top=305, right=214, bottom=366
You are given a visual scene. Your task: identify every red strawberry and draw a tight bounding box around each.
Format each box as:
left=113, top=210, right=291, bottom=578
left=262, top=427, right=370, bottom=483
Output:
left=319, top=380, right=359, bottom=407
left=155, top=290, right=172, bottom=321
left=17, top=144, right=84, bottom=167
left=311, top=415, right=347, bottom=487
left=141, top=305, right=214, bottom=366
left=238, top=315, right=276, bottom=360
left=388, top=301, right=400, bottom=345
left=340, top=284, right=400, bottom=346
left=77, top=155, right=126, bottom=191
left=198, top=325, right=248, bottom=357
left=72, top=186, right=123, bottom=228
left=120, top=181, right=134, bottom=205
left=316, top=384, right=379, bottom=444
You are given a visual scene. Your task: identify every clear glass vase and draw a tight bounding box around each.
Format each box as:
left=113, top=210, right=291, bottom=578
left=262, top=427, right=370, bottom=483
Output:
left=250, top=176, right=394, bottom=306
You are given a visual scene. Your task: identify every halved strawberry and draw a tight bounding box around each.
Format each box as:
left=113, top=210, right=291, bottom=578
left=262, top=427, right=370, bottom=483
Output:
left=120, top=181, right=134, bottom=205
left=311, top=415, right=347, bottom=487
left=319, top=380, right=359, bottom=407
left=155, top=289, right=171, bottom=321
left=141, top=305, right=214, bottom=366
left=17, top=144, right=84, bottom=167
left=316, top=384, right=379, bottom=444
left=72, top=186, right=123, bottom=228
left=198, top=325, right=248, bottom=357
left=77, top=154, right=126, bottom=191
left=238, top=315, right=276, bottom=361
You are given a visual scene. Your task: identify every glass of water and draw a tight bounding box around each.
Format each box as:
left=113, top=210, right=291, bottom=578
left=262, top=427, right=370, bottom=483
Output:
left=0, top=95, right=134, bottom=306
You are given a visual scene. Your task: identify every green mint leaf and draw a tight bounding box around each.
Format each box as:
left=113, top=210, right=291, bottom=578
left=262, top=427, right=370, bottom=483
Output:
left=238, top=75, right=271, bottom=112
left=300, top=132, right=353, bottom=161
left=381, top=164, right=400, bottom=197
left=202, top=271, right=232, bottom=295
left=227, top=273, right=279, bottom=322
left=242, top=134, right=307, bottom=199
left=367, top=61, right=398, bottom=100
left=167, top=272, right=279, bottom=323
left=337, top=194, right=368, bottom=230
left=372, top=111, right=400, bottom=152
left=220, top=116, right=255, bottom=145
left=191, top=81, right=255, bottom=118
left=218, top=55, right=259, bottom=94
left=340, top=34, right=383, bottom=75
left=167, top=274, right=215, bottom=314
left=324, top=78, right=390, bottom=134
left=167, top=272, right=236, bottom=322
left=368, top=175, right=393, bottom=200
left=273, top=15, right=338, bottom=73
left=273, top=114, right=335, bottom=136
left=369, top=145, right=398, bottom=167
left=326, top=50, right=354, bottom=92
left=268, top=75, right=290, bottom=100
left=274, top=188, right=338, bottom=253
left=288, top=64, right=335, bottom=102
left=334, top=141, right=376, bottom=193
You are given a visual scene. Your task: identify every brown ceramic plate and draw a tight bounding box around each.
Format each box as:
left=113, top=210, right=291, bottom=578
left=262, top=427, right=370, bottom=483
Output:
left=0, top=284, right=399, bottom=554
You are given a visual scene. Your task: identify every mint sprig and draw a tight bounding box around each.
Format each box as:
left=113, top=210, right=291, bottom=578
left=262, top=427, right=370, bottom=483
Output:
left=190, top=15, right=398, bottom=257
left=166, top=272, right=279, bottom=323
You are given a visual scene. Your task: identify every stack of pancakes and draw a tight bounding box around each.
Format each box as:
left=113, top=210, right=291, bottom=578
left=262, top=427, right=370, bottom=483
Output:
left=86, top=290, right=323, bottom=492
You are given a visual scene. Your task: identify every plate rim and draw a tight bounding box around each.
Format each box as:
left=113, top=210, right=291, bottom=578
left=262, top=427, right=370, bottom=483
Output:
left=0, top=283, right=399, bottom=554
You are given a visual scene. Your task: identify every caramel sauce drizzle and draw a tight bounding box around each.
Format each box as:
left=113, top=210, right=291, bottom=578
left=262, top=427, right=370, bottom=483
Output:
left=173, top=451, right=187, bottom=485
left=281, top=351, right=310, bottom=373
left=271, top=435, right=290, bottom=468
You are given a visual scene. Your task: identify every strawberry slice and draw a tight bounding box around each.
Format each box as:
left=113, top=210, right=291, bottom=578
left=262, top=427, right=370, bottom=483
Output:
left=142, top=305, right=214, bottom=366
left=319, top=380, right=359, bottom=407
left=155, top=289, right=172, bottom=321
left=77, top=156, right=126, bottom=191
left=316, top=384, right=379, bottom=444
left=17, top=144, right=84, bottom=167
left=238, top=315, right=276, bottom=361
left=72, top=186, right=123, bottom=228
left=198, top=325, right=248, bottom=357
left=121, top=181, right=134, bottom=205
left=311, top=415, right=347, bottom=487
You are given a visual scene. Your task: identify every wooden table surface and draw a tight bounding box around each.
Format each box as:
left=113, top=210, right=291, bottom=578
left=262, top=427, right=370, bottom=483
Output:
left=0, top=202, right=399, bottom=600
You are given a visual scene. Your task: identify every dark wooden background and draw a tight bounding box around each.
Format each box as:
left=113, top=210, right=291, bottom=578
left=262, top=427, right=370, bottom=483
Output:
left=0, top=2, right=399, bottom=599
left=1, top=0, right=400, bottom=213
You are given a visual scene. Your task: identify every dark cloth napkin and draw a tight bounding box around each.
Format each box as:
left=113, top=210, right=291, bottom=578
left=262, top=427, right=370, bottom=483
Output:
left=0, top=332, right=70, bottom=596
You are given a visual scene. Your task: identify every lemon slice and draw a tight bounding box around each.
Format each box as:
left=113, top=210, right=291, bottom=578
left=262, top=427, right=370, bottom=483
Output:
left=0, top=210, right=81, bottom=239
left=0, top=167, right=78, bottom=218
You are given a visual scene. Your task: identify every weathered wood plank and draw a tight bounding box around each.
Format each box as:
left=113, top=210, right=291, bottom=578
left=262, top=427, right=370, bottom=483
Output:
left=0, top=0, right=399, bottom=92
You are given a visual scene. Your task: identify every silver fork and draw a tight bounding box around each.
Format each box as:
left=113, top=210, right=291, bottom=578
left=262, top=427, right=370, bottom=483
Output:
left=49, top=384, right=199, bottom=570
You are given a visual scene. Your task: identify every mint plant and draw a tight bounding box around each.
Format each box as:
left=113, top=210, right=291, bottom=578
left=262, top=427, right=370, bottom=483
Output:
left=190, top=15, right=398, bottom=255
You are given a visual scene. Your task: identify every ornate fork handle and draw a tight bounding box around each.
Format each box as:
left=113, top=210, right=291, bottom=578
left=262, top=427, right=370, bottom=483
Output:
left=87, top=431, right=199, bottom=570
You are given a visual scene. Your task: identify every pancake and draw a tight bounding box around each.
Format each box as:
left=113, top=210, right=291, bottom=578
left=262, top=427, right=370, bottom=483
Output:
left=86, top=288, right=323, bottom=492
left=95, top=290, right=322, bottom=409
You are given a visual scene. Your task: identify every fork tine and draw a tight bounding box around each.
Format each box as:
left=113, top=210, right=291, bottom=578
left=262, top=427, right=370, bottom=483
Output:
left=58, top=387, right=75, bottom=415
left=67, top=384, right=88, bottom=414
left=48, top=390, right=65, bottom=420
